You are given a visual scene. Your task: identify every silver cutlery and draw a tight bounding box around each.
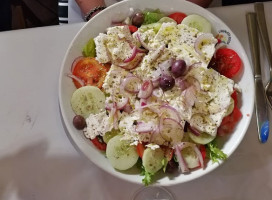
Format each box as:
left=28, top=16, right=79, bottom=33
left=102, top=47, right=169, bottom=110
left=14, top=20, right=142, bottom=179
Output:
left=255, top=3, right=272, bottom=110
left=246, top=12, right=269, bottom=143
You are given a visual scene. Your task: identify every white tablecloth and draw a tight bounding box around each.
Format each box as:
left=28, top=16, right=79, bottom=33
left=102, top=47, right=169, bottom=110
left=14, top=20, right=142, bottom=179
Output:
left=1, top=2, right=272, bottom=200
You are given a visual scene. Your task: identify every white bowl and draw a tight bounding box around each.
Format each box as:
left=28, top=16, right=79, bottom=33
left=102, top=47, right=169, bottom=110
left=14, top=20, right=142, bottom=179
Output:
left=59, top=0, right=254, bottom=186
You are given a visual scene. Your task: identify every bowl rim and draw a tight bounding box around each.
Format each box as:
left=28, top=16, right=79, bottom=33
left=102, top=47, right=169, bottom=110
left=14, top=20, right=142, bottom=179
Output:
left=58, top=0, right=255, bottom=186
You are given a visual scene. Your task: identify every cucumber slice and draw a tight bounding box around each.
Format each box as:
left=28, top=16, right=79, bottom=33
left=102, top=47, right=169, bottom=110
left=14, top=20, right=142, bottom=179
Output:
left=182, top=146, right=199, bottom=169
left=70, top=86, right=105, bottom=119
left=181, top=14, right=212, bottom=33
left=188, top=131, right=215, bottom=145
left=106, top=135, right=139, bottom=171
left=103, top=129, right=120, bottom=144
left=158, top=17, right=177, bottom=24
left=142, top=147, right=164, bottom=174
left=224, top=98, right=234, bottom=117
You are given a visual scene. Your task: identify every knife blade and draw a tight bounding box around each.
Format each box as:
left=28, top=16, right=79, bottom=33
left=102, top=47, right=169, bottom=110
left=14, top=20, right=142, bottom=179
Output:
left=254, top=3, right=272, bottom=69
left=246, top=12, right=269, bottom=143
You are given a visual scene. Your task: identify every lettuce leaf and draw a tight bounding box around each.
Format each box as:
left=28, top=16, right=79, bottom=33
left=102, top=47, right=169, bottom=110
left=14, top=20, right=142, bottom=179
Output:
left=140, top=165, right=154, bottom=186
left=143, top=9, right=165, bottom=25
left=206, top=140, right=227, bottom=163
left=82, top=38, right=96, bottom=57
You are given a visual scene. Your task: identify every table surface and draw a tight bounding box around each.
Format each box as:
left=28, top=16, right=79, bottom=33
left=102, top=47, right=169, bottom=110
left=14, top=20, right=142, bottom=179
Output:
left=1, top=2, right=272, bottom=200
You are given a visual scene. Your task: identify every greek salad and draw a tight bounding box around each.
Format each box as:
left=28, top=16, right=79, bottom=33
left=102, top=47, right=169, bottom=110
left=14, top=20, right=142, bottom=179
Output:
left=67, top=9, right=243, bottom=185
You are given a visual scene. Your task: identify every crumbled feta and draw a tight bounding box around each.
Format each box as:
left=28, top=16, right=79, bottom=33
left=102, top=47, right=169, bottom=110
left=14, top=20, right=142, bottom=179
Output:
left=145, top=144, right=160, bottom=150
left=84, top=111, right=112, bottom=139
left=90, top=21, right=235, bottom=146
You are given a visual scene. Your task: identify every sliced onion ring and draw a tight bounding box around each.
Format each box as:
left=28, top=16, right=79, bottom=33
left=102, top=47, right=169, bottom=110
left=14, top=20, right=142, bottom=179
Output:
left=122, top=103, right=132, bottom=113
left=160, top=104, right=181, bottom=122
left=121, top=76, right=142, bottom=93
left=159, top=118, right=184, bottom=143
left=71, top=56, right=84, bottom=72
left=136, top=33, right=151, bottom=50
left=158, top=59, right=173, bottom=76
left=116, top=97, right=129, bottom=110
left=194, top=145, right=204, bottom=168
left=124, top=46, right=147, bottom=63
left=109, top=102, right=118, bottom=129
left=175, top=142, right=204, bottom=169
left=124, top=46, right=138, bottom=63
left=188, top=125, right=201, bottom=136
left=135, top=121, right=156, bottom=133
left=138, top=80, right=153, bottom=99
left=183, top=86, right=197, bottom=107
left=175, top=78, right=188, bottom=91
left=66, top=74, right=85, bottom=87
left=148, top=45, right=165, bottom=63
left=174, top=146, right=189, bottom=173
left=118, top=53, right=144, bottom=70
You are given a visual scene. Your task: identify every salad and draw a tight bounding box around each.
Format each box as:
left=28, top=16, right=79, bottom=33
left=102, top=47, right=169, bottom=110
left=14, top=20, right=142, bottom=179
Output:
left=67, top=9, right=242, bottom=185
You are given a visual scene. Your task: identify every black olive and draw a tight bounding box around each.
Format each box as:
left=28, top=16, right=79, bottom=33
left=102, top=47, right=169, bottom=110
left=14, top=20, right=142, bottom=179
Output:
left=73, top=115, right=86, bottom=130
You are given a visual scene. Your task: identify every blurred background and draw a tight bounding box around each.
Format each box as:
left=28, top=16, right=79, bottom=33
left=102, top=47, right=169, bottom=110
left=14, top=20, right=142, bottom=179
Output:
left=0, top=0, right=59, bottom=32
left=0, top=0, right=222, bottom=32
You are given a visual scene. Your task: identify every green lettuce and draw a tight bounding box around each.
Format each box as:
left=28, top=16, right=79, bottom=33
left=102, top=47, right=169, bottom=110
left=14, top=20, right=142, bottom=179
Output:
left=206, top=140, right=227, bottom=163
left=82, top=38, right=96, bottom=57
left=143, top=9, right=165, bottom=25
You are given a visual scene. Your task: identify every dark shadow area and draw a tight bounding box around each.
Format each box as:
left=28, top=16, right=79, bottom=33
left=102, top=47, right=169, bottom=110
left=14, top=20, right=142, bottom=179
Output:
left=0, top=0, right=58, bottom=32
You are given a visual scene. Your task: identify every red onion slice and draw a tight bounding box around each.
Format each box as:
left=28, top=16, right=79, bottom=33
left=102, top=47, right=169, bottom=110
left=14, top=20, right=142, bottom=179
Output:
left=108, top=102, right=118, bottom=129
left=121, top=76, right=142, bottom=93
left=124, top=45, right=147, bottom=63
left=159, top=118, right=184, bottom=143
left=183, top=86, right=197, bottom=107
left=122, top=103, right=132, bottom=113
left=194, top=33, right=217, bottom=57
left=158, top=59, right=173, bottom=76
left=136, top=33, right=151, bottom=50
left=160, top=104, right=181, bottom=122
left=135, top=121, right=157, bottom=133
left=174, top=142, right=205, bottom=171
left=116, top=97, right=129, bottom=110
left=106, top=46, right=144, bottom=70
left=194, top=145, right=204, bottom=168
left=138, top=80, right=153, bottom=99
left=188, top=125, right=201, bottom=136
left=148, top=45, right=165, bottom=63
left=124, top=46, right=138, bottom=63
left=66, top=74, right=85, bottom=87
left=175, top=78, right=189, bottom=91
left=118, top=53, right=144, bottom=70
left=71, top=56, right=84, bottom=72
left=105, top=102, right=113, bottom=111
left=152, top=78, right=160, bottom=88
left=187, top=62, right=202, bottom=73
left=174, top=146, right=189, bottom=173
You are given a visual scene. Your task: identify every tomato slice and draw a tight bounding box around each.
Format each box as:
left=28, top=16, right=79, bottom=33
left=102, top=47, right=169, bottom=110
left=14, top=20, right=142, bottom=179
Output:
left=217, top=106, right=242, bottom=136
left=164, top=147, right=174, bottom=161
left=199, top=145, right=206, bottom=160
left=72, top=57, right=110, bottom=89
left=209, top=48, right=242, bottom=79
left=168, top=12, right=187, bottom=24
left=136, top=143, right=145, bottom=158
left=91, top=136, right=107, bottom=151
left=128, top=25, right=138, bottom=33
left=231, top=90, right=238, bottom=106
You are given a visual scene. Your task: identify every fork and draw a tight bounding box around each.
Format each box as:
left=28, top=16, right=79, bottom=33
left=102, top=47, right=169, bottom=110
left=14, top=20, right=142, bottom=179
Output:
left=255, top=3, right=272, bottom=109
